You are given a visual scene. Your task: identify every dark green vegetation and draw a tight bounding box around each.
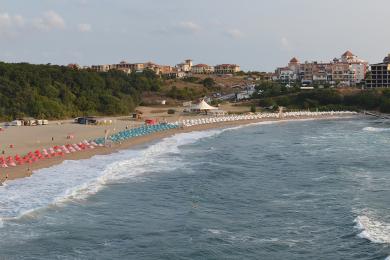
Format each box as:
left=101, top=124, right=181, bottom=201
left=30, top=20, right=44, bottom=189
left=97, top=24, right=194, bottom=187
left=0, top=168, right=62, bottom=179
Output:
left=0, top=62, right=163, bottom=120
left=253, top=82, right=390, bottom=113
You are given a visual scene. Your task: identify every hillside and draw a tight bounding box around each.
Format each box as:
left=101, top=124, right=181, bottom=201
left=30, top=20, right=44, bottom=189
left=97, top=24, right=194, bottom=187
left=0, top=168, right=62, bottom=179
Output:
left=0, top=62, right=163, bottom=120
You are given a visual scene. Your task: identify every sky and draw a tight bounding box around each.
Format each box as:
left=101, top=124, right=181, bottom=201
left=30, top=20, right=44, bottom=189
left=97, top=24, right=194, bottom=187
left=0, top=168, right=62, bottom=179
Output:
left=0, top=0, right=389, bottom=71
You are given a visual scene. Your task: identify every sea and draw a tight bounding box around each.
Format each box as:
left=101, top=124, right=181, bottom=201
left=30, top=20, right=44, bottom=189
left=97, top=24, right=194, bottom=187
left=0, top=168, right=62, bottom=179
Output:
left=0, top=117, right=390, bottom=259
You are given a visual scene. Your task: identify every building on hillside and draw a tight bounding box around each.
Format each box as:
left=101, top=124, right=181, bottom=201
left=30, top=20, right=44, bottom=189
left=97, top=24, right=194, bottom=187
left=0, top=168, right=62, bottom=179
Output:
left=91, top=64, right=110, bottom=72
left=191, top=64, right=214, bottom=74
left=288, top=57, right=300, bottom=75
left=115, top=67, right=132, bottom=74
left=177, top=59, right=193, bottom=72
left=275, top=50, right=367, bottom=86
left=67, top=63, right=81, bottom=70
left=159, top=65, right=174, bottom=75
left=366, top=54, right=390, bottom=88
left=143, top=62, right=161, bottom=74
left=111, top=61, right=130, bottom=70
left=275, top=67, right=297, bottom=84
left=110, top=61, right=148, bottom=73
left=337, top=51, right=368, bottom=84
left=331, top=61, right=351, bottom=85
left=163, top=68, right=186, bottom=79
left=214, top=64, right=241, bottom=74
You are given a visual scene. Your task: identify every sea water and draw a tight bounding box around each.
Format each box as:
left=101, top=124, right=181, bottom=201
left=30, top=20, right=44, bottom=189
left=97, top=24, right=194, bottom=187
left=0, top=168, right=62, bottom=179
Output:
left=0, top=118, right=389, bottom=259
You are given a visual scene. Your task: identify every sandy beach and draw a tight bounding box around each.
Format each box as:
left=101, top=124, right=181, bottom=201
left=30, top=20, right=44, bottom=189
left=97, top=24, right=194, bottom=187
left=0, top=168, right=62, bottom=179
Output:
left=0, top=113, right=356, bottom=183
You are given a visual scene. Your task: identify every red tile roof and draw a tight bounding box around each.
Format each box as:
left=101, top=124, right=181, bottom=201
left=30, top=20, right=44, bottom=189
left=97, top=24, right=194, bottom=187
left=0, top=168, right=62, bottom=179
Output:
left=342, top=50, right=354, bottom=57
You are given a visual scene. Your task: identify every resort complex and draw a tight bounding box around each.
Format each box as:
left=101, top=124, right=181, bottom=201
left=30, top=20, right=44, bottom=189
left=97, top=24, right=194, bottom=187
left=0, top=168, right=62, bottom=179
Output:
left=274, top=51, right=369, bottom=87
left=68, top=50, right=390, bottom=89
left=83, top=59, right=241, bottom=79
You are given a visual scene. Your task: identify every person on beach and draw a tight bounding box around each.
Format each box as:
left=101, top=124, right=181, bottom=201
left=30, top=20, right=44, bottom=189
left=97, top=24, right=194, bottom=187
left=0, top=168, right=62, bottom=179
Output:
left=0, top=173, right=9, bottom=185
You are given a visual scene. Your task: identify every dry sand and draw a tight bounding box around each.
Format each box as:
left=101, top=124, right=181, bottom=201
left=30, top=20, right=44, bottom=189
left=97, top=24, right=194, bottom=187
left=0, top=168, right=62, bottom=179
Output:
left=0, top=114, right=354, bottom=183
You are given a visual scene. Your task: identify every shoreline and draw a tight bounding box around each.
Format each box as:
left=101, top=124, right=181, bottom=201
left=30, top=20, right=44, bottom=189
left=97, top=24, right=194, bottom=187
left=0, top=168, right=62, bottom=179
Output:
left=1, top=115, right=357, bottom=183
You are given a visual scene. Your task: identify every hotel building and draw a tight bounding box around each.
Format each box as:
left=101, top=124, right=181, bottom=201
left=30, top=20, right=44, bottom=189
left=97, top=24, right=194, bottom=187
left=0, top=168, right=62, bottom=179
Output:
left=366, top=54, right=390, bottom=88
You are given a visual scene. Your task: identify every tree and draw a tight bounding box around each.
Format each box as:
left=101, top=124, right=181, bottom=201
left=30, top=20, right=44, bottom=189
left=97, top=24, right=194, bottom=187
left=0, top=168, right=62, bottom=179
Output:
left=202, top=77, right=216, bottom=88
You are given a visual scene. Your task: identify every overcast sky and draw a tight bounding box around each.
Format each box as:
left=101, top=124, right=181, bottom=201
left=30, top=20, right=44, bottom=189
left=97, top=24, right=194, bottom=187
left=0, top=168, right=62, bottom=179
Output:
left=0, top=0, right=389, bottom=71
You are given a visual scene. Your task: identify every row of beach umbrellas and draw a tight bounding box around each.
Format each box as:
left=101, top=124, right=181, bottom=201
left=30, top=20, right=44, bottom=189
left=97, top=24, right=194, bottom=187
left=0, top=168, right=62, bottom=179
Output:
left=94, top=123, right=179, bottom=145
left=0, top=140, right=101, bottom=168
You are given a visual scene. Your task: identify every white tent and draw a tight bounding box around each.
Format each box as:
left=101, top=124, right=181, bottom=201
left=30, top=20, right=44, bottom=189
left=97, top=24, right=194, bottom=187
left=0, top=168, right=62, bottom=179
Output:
left=191, top=100, right=218, bottom=111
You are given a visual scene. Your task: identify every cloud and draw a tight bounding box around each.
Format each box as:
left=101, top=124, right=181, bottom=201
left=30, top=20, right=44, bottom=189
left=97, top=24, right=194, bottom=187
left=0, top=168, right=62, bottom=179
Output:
left=225, top=29, right=244, bottom=39
left=176, top=21, right=201, bottom=33
left=77, top=23, right=92, bottom=32
left=0, top=13, right=25, bottom=35
left=13, top=15, right=25, bottom=27
left=281, top=37, right=292, bottom=51
left=32, top=11, right=66, bottom=31
left=154, top=21, right=201, bottom=36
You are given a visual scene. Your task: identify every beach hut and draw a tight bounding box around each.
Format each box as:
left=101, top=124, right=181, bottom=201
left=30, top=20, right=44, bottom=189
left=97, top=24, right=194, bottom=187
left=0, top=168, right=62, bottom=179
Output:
left=132, top=110, right=143, bottom=120
left=10, top=120, right=22, bottom=126
left=20, top=117, right=37, bottom=126
left=76, top=117, right=97, bottom=125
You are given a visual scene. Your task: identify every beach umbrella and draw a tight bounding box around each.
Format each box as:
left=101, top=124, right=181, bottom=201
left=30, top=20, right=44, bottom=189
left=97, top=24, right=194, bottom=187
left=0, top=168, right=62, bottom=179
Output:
left=6, top=156, right=16, bottom=167
left=61, top=145, right=70, bottom=154
left=35, top=151, right=43, bottom=159
left=49, top=148, right=56, bottom=156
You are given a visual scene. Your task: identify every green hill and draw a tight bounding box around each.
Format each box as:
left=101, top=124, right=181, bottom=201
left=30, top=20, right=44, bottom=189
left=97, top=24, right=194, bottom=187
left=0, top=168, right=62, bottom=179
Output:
left=0, top=62, right=163, bottom=120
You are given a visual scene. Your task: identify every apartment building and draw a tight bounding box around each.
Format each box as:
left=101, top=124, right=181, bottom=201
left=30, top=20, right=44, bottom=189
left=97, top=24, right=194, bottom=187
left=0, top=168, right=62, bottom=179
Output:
left=214, top=64, right=241, bottom=74
left=366, top=54, right=390, bottom=88
left=275, top=51, right=367, bottom=86
left=191, top=64, right=215, bottom=74
left=91, top=64, right=110, bottom=72
left=176, top=59, right=193, bottom=72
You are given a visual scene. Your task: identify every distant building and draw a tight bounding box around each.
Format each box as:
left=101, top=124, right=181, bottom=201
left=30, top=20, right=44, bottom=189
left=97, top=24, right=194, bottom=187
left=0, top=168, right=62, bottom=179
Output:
left=366, top=54, right=390, bottom=88
left=67, top=63, right=81, bottom=70
left=91, top=64, right=110, bottom=72
left=191, top=64, right=214, bottom=74
left=214, top=64, right=241, bottom=74
left=275, top=50, right=367, bottom=86
left=177, top=59, right=193, bottom=72
left=275, top=67, right=297, bottom=84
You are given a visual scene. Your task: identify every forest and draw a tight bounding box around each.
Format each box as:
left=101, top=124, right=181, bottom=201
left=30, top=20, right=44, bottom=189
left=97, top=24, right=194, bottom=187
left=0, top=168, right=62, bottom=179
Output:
left=0, top=62, right=163, bottom=120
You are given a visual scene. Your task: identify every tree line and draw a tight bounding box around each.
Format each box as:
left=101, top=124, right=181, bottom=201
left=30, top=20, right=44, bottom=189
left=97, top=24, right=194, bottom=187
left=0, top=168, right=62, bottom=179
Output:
left=0, top=62, right=163, bottom=120
left=254, top=82, right=390, bottom=113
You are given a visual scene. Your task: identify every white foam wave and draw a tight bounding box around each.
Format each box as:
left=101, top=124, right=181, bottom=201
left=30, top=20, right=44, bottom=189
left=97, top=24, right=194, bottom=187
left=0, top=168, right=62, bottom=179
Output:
left=0, top=128, right=227, bottom=223
left=354, top=215, right=390, bottom=244
left=205, top=229, right=297, bottom=246
left=363, top=127, right=390, bottom=132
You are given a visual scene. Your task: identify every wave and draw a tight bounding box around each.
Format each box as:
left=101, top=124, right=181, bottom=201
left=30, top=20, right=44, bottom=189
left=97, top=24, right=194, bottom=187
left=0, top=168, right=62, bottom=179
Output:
left=205, top=229, right=298, bottom=246
left=0, top=128, right=225, bottom=223
left=354, top=215, right=390, bottom=244
left=363, top=127, right=390, bottom=132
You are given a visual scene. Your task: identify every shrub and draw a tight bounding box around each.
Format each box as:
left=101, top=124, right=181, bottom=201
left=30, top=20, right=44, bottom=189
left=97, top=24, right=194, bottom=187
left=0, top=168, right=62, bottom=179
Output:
left=250, top=104, right=256, bottom=113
